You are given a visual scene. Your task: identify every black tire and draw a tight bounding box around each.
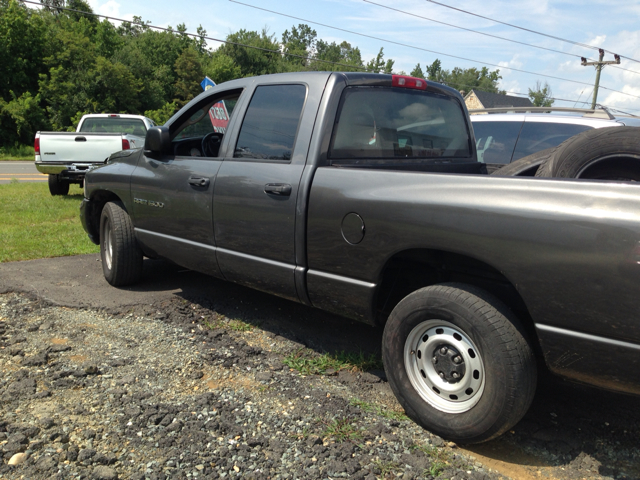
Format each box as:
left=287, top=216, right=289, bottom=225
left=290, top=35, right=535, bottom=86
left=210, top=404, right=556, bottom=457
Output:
left=490, top=148, right=555, bottom=177
left=382, top=283, right=536, bottom=444
left=536, top=126, right=640, bottom=180
left=48, top=174, right=70, bottom=196
left=99, top=201, right=143, bottom=286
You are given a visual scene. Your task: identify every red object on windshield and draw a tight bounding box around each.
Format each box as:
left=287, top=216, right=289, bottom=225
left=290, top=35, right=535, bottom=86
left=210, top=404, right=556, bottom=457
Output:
left=392, top=75, right=428, bottom=90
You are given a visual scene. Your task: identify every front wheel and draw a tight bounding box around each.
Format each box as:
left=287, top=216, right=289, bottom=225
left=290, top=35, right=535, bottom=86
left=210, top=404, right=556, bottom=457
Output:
left=100, top=201, right=143, bottom=286
left=382, top=283, right=536, bottom=444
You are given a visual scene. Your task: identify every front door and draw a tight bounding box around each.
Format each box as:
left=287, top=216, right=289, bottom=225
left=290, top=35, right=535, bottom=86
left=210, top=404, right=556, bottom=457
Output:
left=131, top=90, right=243, bottom=277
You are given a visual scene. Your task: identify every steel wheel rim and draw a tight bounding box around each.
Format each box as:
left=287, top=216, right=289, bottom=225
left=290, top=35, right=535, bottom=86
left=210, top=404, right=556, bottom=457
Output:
left=103, top=220, right=113, bottom=271
left=404, top=319, right=485, bottom=413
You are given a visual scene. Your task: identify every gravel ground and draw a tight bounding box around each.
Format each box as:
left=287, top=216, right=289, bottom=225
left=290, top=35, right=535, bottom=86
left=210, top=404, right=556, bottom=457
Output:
left=0, top=291, right=502, bottom=480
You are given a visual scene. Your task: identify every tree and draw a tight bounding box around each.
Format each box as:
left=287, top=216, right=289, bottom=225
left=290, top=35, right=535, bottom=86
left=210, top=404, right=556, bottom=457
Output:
left=424, top=59, right=503, bottom=93
left=528, top=81, right=554, bottom=107
left=410, top=63, right=425, bottom=78
left=216, top=29, right=284, bottom=77
left=89, top=56, right=142, bottom=113
left=0, top=0, right=46, bottom=102
left=0, top=91, right=48, bottom=146
left=313, top=40, right=363, bottom=71
left=144, top=101, right=178, bottom=125
left=66, top=0, right=97, bottom=27
left=366, top=48, right=394, bottom=74
left=203, top=51, right=242, bottom=84
left=445, top=66, right=503, bottom=94
left=281, top=24, right=317, bottom=69
left=173, top=47, right=203, bottom=107
left=426, top=59, right=447, bottom=83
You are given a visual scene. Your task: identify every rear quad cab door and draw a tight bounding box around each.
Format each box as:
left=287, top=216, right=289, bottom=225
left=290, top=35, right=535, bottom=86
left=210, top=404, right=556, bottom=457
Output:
left=213, top=78, right=326, bottom=301
left=130, top=89, right=245, bottom=277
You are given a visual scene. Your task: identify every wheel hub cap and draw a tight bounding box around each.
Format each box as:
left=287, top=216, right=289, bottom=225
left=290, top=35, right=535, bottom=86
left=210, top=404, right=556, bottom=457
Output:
left=404, top=319, right=485, bottom=414
left=431, top=344, right=466, bottom=383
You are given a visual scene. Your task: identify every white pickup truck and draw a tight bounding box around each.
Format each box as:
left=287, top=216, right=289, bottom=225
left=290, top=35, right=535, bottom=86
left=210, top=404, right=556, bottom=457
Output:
left=35, top=114, right=155, bottom=195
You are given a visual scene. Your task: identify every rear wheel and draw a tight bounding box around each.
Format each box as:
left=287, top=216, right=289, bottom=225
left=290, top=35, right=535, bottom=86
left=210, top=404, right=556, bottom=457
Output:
left=100, top=201, right=143, bottom=286
left=48, top=174, right=69, bottom=196
left=382, top=283, right=536, bottom=444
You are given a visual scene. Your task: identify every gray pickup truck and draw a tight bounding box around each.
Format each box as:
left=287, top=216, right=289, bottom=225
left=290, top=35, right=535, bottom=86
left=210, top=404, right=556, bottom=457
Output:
left=80, top=72, right=640, bottom=444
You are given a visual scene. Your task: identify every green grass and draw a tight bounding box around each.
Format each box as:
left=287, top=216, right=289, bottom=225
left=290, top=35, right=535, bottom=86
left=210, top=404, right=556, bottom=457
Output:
left=349, top=398, right=409, bottom=422
left=322, top=418, right=363, bottom=443
left=0, top=183, right=99, bottom=262
left=413, top=443, right=451, bottom=477
left=203, top=314, right=256, bottom=332
left=0, top=144, right=35, bottom=161
left=283, top=349, right=383, bottom=376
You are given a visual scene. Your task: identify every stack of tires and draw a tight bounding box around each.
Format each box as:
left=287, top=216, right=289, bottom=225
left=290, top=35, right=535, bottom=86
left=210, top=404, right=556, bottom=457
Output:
left=491, top=126, right=640, bottom=180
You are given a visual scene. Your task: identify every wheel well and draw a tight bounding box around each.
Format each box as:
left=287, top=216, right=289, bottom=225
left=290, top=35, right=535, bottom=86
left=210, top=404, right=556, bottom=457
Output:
left=374, top=249, right=539, bottom=351
left=86, top=191, right=123, bottom=244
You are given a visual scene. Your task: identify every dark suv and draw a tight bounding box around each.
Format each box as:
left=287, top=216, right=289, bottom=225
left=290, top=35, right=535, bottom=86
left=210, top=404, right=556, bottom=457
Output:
left=470, top=107, right=640, bottom=173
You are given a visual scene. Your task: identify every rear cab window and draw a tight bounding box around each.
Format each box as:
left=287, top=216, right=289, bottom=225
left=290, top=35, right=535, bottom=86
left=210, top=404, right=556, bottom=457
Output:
left=80, top=117, right=147, bottom=136
left=328, top=87, right=472, bottom=167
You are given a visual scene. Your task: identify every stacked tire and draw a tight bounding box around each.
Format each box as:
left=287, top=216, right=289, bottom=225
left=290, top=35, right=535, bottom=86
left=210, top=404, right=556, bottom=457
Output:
left=491, top=126, right=640, bottom=180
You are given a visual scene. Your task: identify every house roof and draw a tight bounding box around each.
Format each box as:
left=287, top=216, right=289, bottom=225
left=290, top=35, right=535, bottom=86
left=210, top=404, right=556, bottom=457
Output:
left=466, top=89, right=534, bottom=108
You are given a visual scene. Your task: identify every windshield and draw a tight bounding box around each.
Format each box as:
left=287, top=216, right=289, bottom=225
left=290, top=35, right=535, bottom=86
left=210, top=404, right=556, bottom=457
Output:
left=80, top=118, right=147, bottom=136
left=329, top=87, right=471, bottom=162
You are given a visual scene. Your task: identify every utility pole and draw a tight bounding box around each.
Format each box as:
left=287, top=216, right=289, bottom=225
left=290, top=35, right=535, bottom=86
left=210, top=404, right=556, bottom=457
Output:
left=581, top=49, right=620, bottom=109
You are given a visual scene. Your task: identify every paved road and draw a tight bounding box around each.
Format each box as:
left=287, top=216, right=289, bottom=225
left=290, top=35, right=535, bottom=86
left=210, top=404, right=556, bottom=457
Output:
left=0, top=161, right=46, bottom=184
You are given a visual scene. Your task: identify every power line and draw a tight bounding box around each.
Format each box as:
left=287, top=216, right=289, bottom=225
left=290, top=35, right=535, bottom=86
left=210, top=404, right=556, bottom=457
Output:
left=20, top=0, right=371, bottom=72
left=230, top=0, right=640, bottom=102
left=20, top=0, right=640, bottom=104
left=366, top=1, right=640, bottom=77
left=453, top=84, right=619, bottom=110
left=424, top=0, right=640, bottom=65
left=362, top=0, right=585, bottom=61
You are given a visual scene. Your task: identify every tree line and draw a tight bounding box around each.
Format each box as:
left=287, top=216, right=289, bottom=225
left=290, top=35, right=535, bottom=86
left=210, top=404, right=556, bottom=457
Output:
left=0, top=0, right=551, bottom=149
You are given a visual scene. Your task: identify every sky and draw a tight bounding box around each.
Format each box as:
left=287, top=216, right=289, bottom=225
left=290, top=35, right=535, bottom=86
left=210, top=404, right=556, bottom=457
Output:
left=61, top=0, right=640, bottom=114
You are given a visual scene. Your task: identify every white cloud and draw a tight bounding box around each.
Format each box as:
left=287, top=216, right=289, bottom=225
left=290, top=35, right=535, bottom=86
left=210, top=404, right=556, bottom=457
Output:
left=498, top=55, right=524, bottom=76
left=587, top=35, right=607, bottom=47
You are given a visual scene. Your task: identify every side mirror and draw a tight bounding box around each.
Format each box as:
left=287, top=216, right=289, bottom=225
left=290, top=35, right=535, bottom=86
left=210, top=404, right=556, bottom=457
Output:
left=144, top=126, right=170, bottom=156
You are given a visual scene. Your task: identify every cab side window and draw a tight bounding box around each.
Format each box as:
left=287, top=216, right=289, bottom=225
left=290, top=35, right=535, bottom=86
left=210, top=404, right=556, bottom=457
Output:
left=234, top=85, right=307, bottom=161
left=171, top=93, right=240, bottom=157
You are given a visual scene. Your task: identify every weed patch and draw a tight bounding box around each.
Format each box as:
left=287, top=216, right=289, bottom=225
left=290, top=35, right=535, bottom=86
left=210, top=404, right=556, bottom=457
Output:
left=284, top=349, right=382, bottom=376
left=349, top=398, right=409, bottom=422
left=322, top=418, right=362, bottom=443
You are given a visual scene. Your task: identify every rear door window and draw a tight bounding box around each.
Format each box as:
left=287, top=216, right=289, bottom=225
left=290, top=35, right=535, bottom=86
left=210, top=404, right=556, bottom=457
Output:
left=329, top=87, right=471, bottom=162
left=234, top=84, right=307, bottom=161
left=512, top=122, right=592, bottom=161
left=472, top=120, right=522, bottom=165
